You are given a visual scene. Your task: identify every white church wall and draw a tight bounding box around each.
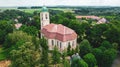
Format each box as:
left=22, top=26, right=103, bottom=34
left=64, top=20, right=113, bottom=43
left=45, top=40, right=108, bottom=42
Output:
left=41, top=33, right=77, bottom=51
left=46, top=38, right=77, bottom=51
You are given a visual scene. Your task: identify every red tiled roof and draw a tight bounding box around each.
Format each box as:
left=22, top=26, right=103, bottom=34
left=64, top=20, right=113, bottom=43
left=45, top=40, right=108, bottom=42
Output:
left=76, top=16, right=108, bottom=24
left=14, top=23, right=22, bottom=29
left=76, top=16, right=101, bottom=20
left=41, top=23, right=77, bottom=42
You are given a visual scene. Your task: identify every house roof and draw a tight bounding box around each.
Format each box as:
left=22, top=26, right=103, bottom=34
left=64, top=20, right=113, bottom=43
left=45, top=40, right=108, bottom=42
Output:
left=76, top=15, right=101, bottom=20
left=14, top=23, right=22, bottom=29
left=76, top=15, right=108, bottom=24
left=41, top=23, right=77, bottom=42
left=97, top=18, right=107, bottom=23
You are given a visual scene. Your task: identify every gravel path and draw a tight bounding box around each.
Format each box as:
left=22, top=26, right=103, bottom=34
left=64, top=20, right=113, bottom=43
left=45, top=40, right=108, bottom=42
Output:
left=0, top=60, right=11, bottom=67
left=112, top=58, right=120, bottom=67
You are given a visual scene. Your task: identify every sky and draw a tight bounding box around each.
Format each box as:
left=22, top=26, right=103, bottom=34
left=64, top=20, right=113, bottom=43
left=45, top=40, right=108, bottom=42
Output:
left=0, top=0, right=120, bottom=7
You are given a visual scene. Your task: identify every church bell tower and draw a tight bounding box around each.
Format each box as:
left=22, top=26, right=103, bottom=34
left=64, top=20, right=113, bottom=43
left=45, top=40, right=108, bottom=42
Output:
left=40, top=6, right=50, bottom=30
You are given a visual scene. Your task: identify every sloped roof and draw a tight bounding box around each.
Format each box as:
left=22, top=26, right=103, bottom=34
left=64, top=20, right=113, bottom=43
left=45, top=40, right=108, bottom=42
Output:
left=14, top=23, right=22, bottom=29
left=98, top=18, right=107, bottom=23
left=41, top=23, right=77, bottom=42
left=76, top=16, right=101, bottom=20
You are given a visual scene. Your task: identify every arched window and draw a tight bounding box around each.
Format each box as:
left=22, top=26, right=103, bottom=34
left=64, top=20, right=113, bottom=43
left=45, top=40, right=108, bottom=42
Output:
left=68, top=42, right=70, bottom=46
left=60, top=42, right=62, bottom=48
left=72, top=41, right=74, bottom=47
left=52, top=40, right=54, bottom=46
left=57, top=41, right=59, bottom=47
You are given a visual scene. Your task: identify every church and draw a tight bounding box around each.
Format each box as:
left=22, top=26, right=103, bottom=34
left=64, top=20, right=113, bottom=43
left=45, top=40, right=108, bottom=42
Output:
left=40, top=6, right=77, bottom=51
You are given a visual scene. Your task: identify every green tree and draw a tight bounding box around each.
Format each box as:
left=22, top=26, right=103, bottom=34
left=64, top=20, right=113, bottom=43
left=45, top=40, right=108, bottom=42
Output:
left=62, top=51, right=69, bottom=67
left=32, top=36, right=40, bottom=50
left=71, top=49, right=75, bottom=55
left=92, top=48, right=103, bottom=67
left=32, top=15, right=40, bottom=29
left=0, top=20, right=13, bottom=44
left=75, top=45, right=80, bottom=53
left=67, top=44, right=72, bottom=56
left=104, top=22, right=120, bottom=50
left=40, top=38, right=49, bottom=67
left=79, top=39, right=92, bottom=57
left=0, top=30, right=5, bottom=44
left=61, top=51, right=67, bottom=63
left=85, top=24, right=108, bottom=47
left=83, top=53, right=97, bottom=67
left=63, top=60, right=70, bottom=67
left=101, top=41, right=113, bottom=49
left=10, top=42, right=41, bottom=67
left=78, top=60, right=88, bottom=67
left=98, top=46, right=106, bottom=51
left=71, top=59, right=88, bottom=67
left=52, top=46, right=61, bottom=67
left=20, top=25, right=38, bottom=36
left=4, top=31, right=32, bottom=48
left=102, top=49, right=117, bottom=67
left=112, top=43, right=119, bottom=50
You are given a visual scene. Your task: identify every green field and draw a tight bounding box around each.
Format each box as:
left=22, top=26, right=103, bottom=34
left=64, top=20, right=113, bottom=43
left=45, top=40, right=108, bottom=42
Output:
left=18, top=8, right=74, bottom=13
left=0, top=7, right=74, bottom=14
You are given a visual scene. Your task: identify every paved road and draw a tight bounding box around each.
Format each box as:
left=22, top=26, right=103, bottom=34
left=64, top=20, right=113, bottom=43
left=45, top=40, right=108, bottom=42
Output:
left=112, top=58, right=120, bottom=67
left=112, top=52, right=120, bottom=67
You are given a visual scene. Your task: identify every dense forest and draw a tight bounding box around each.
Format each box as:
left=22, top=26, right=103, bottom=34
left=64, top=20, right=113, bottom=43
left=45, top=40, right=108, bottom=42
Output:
left=0, top=7, right=120, bottom=67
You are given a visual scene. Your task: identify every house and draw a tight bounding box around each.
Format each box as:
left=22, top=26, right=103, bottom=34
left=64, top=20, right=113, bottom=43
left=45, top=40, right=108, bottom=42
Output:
left=76, top=15, right=108, bottom=24
left=14, top=23, right=22, bottom=29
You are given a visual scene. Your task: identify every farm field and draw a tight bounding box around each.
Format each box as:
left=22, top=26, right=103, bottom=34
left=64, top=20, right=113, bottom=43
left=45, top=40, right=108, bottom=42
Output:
left=0, top=7, right=74, bottom=14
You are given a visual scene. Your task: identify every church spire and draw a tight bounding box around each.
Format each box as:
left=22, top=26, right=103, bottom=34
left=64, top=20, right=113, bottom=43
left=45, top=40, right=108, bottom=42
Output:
left=41, top=6, right=48, bottom=12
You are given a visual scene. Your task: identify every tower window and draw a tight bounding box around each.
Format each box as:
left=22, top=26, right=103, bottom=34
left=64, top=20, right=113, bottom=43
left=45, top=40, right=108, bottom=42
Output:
left=41, top=14, right=43, bottom=20
left=72, top=41, right=74, bottom=47
left=46, top=14, right=48, bottom=19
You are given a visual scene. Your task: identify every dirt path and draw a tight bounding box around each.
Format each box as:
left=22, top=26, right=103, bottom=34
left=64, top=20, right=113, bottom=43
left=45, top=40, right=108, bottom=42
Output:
left=0, top=60, right=11, bottom=67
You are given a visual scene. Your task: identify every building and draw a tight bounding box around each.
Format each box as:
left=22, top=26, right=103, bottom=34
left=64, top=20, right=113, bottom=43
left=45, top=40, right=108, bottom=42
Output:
left=76, top=15, right=108, bottom=24
left=97, top=18, right=107, bottom=24
left=14, top=23, right=22, bottom=29
left=76, top=15, right=101, bottom=20
left=40, top=6, right=77, bottom=51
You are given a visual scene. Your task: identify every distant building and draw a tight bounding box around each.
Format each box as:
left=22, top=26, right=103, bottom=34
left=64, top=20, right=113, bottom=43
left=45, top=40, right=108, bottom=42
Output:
left=76, top=15, right=100, bottom=20
left=40, top=6, right=77, bottom=51
left=14, top=23, right=22, bottom=29
left=76, top=15, right=108, bottom=24
left=97, top=18, right=107, bottom=24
